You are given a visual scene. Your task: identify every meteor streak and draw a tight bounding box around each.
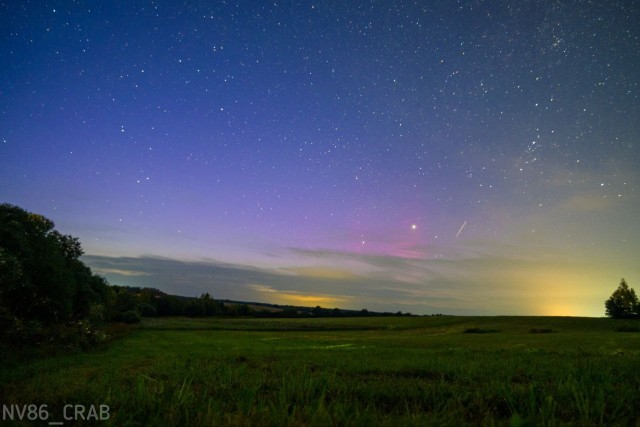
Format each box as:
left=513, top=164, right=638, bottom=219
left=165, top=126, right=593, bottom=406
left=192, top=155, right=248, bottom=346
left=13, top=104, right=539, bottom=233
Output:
left=456, top=221, right=467, bottom=238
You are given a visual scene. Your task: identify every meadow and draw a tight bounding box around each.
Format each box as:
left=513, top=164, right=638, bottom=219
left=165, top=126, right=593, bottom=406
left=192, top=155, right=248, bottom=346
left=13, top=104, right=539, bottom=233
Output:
left=2, top=316, right=640, bottom=426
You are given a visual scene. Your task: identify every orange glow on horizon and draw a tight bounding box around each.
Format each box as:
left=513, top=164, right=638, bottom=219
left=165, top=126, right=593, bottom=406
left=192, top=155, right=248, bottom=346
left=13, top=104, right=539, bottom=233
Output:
left=248, top=284, right=350, bottom=307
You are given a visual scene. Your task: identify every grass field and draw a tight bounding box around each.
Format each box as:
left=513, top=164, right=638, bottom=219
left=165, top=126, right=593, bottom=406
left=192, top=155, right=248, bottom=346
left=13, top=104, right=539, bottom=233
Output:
left=2, top=316, right=640, bottom=426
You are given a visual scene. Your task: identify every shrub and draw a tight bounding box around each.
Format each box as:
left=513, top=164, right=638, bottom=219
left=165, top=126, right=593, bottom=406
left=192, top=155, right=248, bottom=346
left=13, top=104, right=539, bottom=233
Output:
left=463, top=328, right=499, bottom=334
left=139, top=303, right=157, bottom=317
left=122, top=310, right=142, bottom=324
left=51, top=321, right=107, bottom=350
left=183, top=301, right=206, bottom=317
left=616, top=326, right=640, bottom=332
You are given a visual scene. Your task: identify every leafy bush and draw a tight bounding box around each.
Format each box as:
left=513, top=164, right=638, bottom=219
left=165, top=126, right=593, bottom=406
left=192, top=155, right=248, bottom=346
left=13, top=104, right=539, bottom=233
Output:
left=50, top=321, right=107, bottom=350
left=122, top=310, right=142, bottom=324
left=183, top=301, right=206, bottom=317
left=139, top=303, right=157, bottom=317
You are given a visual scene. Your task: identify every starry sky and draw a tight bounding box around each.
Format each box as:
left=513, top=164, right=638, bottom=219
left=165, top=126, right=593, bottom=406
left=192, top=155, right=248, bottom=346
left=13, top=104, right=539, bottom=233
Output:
left=2, top=1, right=639, bottom=316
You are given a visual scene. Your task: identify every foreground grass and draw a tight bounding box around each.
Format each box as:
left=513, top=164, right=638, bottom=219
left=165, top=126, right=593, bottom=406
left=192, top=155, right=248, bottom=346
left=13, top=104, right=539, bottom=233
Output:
left=2, top=316, right=640, bottom=426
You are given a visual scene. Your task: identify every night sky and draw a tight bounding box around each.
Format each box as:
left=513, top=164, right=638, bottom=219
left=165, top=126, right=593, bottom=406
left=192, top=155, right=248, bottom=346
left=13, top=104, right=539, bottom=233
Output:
left=2, top=1, right=639, bottom=316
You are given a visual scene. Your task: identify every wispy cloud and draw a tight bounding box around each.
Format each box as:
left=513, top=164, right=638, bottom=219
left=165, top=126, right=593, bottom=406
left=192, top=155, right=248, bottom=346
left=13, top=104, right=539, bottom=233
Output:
left=283, top=267, right=358, bottom=280
left=91, top=268, right=150, bottom=277
left=82, top=233, right=631, bottom=317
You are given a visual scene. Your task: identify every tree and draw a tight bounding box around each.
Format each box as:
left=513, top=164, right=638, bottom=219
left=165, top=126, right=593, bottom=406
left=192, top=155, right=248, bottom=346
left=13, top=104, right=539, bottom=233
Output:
left=183, top=300, right=206, bottom=317
left=201, top=293, right=222, bottom=316
left=0, top=203, right=110, bottom=343
left=605, top=278, right=639, bottom=319
left=50, top=231, right=83, bottom=260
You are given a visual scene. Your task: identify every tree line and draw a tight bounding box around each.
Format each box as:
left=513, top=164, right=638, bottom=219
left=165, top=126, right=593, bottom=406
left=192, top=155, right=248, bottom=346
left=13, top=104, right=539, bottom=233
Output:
left=108, top=286, right=414, bottom=321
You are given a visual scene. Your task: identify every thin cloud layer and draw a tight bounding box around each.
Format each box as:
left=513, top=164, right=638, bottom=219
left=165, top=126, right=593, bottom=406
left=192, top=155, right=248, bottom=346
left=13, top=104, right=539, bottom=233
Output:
left=83, top=236, right=628, bottom=316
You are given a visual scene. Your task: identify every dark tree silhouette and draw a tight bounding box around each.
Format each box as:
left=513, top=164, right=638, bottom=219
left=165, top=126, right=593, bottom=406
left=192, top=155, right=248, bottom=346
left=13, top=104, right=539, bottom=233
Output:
left=605, top=278, right=639, bottom=319
left=0, top=203, right=110, bottom=344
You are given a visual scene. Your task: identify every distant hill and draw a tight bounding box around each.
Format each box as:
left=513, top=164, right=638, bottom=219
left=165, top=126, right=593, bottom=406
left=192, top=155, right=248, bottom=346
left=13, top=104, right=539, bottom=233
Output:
left=114, top=285, right=418, bottom=319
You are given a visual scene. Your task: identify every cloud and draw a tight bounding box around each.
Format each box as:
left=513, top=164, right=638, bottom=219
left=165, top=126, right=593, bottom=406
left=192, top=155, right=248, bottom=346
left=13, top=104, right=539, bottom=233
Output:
left=91, top=268, right=150, bottom=277
left=82, top=253, right=452, bottom=312
left=82, top=236, right=631, bottom=317
left=283, top=267, right=358, bottom=280
left=285, top=243, right=623, bottom=316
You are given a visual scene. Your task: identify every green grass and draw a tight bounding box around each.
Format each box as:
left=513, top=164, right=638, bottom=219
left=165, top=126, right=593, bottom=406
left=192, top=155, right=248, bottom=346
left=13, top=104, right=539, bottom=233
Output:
left=2, top=316, right=640, bottom=426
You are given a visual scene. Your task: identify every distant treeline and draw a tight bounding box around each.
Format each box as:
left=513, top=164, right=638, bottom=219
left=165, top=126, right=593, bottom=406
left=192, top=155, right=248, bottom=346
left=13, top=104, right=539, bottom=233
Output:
left=109, top=285, right=416, bottom=320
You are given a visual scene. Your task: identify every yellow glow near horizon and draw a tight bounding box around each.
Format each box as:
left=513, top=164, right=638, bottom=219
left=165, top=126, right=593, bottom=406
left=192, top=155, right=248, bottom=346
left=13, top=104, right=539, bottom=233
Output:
left=279, top=294, right=348, bottom=305
left=248, top=284, right=350, bottom=307
left=535, top=303, right=580, bottom=317
left=507, top=266, right=614, bottom=317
